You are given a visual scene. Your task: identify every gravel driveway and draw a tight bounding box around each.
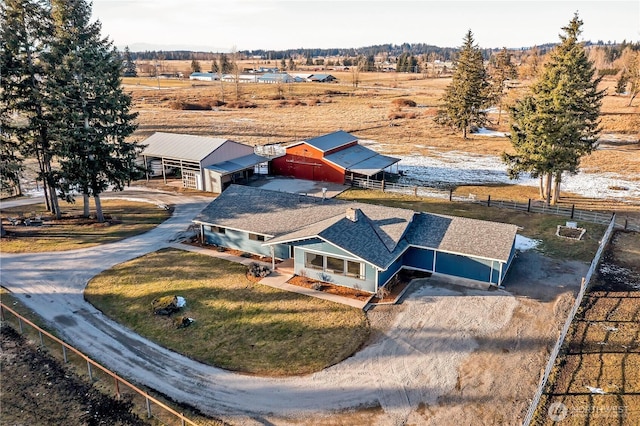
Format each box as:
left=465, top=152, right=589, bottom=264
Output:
left=0, top=190, right=588, bottom=425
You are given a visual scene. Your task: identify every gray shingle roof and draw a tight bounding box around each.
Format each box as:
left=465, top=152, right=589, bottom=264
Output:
left=406, top=213, right=518, bottom=262
left=193, top=185, right=517, bottom=269
left=140, top=132, right=231, bottom=163
left=304, top=130, right=357, bottom=152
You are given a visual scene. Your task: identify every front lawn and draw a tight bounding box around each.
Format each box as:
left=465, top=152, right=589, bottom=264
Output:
left=0, top=199, right=171, bottom=253
left=85, top=248, right=369, bottom=376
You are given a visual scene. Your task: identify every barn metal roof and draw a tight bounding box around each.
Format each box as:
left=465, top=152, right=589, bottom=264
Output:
left=303, top=130, right=357, bottom=152
left=140, top=132, right=231, bottom=163
left=205, top=153, right=269, bottom=175
left=324, top=144, right=400, bottom=176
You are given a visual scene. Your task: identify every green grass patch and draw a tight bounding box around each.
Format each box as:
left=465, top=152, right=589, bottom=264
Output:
left=85, top=248, right=369, bottom=376
left=1, top=199, right=171, bottom=253
left=338, top=188, right=606, bottom=262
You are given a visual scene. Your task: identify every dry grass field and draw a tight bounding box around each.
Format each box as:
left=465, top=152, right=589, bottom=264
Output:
left=124, top=66, right=639, bottom=177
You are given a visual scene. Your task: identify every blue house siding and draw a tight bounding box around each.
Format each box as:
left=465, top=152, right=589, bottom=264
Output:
left=434, top=252, right=495, bottom=283
left=377, top=256, right=404, bottom=289
left=402, top=247, right=435, bottom=271
left=203, top=227, right=289, bottom=259
left=293, top=244, right=376, bottom=293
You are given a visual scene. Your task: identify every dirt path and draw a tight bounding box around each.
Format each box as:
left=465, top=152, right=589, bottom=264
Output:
left=0, top=190, right=589, bottom=425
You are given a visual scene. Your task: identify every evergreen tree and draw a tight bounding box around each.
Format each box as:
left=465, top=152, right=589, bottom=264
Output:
left=288, top=57, right=295, bottom=71
left=1, top=0, right=62, bottom=217
left=47, top=0, right=140, bottom=222
left=436, top=30, right=490, bottom=138
left=618, top=49, right=639, bottom=106
left=211, top=58, right=219, bottom=73
left=502, top=14, right=604, bottom=205
left=488, top=47, right=517, bottom=124
left=121, top=45, right=137, bottom=77
left=190, top=58, right=201, bottom=73
left=219, top=53, right=232, bottom=74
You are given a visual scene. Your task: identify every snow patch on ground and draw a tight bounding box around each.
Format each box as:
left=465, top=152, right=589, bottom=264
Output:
left=515, top=235, right=540, bottom=251
left=387, top=148, right=640, bottom=201
left=176, top=296, right=186, bottom=308
left=474, top=127, right=509, bottom=137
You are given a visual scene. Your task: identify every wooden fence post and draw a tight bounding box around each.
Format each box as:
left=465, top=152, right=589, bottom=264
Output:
left=62, top=345, right=68, bottom=363
left=146, top=394, right=152, bottom=418
left=413, top=187, right=417, bottom=196
left=87, top=361, right=93, bottom=381
left=625, top=219, right=628, bottom=230
left=487, top=195, right=491, bottom=207
left=527, top=199, right=531, bottom=212
left=449, top=189, right=453, bottom=201
left=381, top=180, right=385, bottom=192
left=571, top=204, right=575, bottom=219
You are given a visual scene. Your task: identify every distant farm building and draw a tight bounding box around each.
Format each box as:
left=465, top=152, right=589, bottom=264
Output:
left=258, top=73, right=296, bottom=84
left=139, top=132, right=268, bottom=193
left=189, top=72, right=219, bottom=81
left=271, top=130, right=400, bottom=184
left=308, top=74, right=337, bottom=83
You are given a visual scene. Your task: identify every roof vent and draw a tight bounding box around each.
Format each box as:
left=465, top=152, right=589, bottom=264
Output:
left=346, top=207, right=359, bottom=222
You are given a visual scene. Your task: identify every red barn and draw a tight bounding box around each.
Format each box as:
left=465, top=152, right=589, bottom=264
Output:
left=272, top=130, right=400, bottom=184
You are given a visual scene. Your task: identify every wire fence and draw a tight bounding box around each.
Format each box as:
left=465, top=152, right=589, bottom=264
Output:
left=349, top=177, right=640, bottom=231
left=520, top=214, right=617, bottom=426
left=0, top=303, right=200, bottom=426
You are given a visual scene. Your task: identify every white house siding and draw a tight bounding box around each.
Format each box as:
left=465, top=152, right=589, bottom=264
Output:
left=201, top=141, right=255, bottom=168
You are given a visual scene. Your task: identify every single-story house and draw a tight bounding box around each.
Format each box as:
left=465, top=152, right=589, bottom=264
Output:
left=139, top=132, right=268, bottom=192
left=309, top=73, right=337, bottom=83
left=193, top=185, right=518, bottom=293
left=271, top=130, right=401, bottom=183
left=189, top=72, right=219, bottom=81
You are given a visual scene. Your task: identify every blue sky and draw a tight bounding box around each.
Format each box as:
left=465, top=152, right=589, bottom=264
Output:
left=91, top=1, right=640, bottom=51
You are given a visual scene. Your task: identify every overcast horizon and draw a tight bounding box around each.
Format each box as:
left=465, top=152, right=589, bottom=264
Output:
left=92, top=1, right=639, bottom=53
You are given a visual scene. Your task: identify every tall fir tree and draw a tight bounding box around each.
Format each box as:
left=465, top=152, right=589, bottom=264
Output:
left=0, top=0, right=62, bottom=217
left=121, top=45, right=137, bottom=77
left=47, top=0, right=139, bottom=222
left=436, top=30, right=490, bottom=138
left=502, top=14, right=604, bottom=205
left=488, top=47, right=518, bottom=124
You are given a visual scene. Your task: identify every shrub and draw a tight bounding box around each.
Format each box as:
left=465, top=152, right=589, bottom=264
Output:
left=241, top=252, right=253, bottom=258
left=151, top=295, right=180, bottom=316
left=226, top=101, right=257, bottom=109
left=311, top=282, right=323, bottom=291
left=247, top=262, right=271, bottom=278
left=174, top=316, right=194, bottom=329
left=169, top=101, right=211, bottom=110
left=392, top=98, right=417, bottom=107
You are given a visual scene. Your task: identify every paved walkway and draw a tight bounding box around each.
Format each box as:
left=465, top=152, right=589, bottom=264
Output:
left=171, top=242, right=369, bottom=309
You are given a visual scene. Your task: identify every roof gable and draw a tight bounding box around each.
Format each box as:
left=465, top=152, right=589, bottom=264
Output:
left=140, top=132, right=232, bottom=163
left=304, top=130, right=357, bottom=152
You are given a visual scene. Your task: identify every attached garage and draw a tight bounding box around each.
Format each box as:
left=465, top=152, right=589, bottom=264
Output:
left=139, top=132, right=268, bottom=192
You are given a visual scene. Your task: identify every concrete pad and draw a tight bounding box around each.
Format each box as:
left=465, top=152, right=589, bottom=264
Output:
left=249, top=177, right=349, bottom=198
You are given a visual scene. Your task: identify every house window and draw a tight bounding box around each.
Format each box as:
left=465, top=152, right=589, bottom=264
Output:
left=249, top=233, right=265, bottom=241
left=305, top=252, right=323, bottom=270
left=346, top=260, right=363, bottom=278
left=325, top=256, right=344, bottom=274
left=211, top=226, right=225, bottom=234
left=303, top=251, right=364, bottom=280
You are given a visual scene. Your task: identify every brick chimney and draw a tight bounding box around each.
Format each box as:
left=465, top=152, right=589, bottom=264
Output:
left=346, top=207, right=359, bottom=222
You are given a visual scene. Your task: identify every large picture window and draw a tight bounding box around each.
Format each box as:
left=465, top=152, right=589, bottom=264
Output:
left=305, top=252, right=324, bottom=270
left=303, top=251, right=364, bottom=279
left=325, top=256, right=344, bottom=274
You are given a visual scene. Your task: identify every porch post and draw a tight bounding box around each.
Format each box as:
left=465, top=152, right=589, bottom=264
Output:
left=271, top=246, right=275, bottom=270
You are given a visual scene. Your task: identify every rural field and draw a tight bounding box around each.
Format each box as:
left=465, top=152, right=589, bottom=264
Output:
left=534, top=230, right=640, bottom=425
left=119, top=65, right=640, bottom=220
